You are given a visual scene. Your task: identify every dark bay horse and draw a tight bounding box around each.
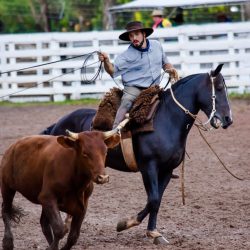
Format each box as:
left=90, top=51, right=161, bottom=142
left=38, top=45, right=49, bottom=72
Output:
left=41, top=64, right=233, bottom=244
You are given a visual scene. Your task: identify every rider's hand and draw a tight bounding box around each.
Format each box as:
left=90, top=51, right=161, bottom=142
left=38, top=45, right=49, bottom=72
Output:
left=98, top=52, right=109, bottom=63
left=165, top=68, right=179, bottom=82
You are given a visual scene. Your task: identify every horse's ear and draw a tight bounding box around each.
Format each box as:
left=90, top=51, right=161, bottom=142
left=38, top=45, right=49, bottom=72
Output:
left=211, top=64, right=224, bottom=77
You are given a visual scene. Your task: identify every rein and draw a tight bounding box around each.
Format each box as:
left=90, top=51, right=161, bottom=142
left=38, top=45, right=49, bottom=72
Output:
left=169, top=73, right=243, bottom=204
left=196, top=127, right=243, bottom=181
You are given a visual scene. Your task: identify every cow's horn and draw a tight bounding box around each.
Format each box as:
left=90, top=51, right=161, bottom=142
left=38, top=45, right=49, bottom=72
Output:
left=103, top=117, right=130, bottom=139
left=103, top=128, right=119, bottom=139
left=66, top=129, right=79, bottom=140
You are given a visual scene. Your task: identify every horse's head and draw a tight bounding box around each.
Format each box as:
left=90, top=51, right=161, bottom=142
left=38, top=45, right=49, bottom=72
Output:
left=199, top=64, right=233, bottom=129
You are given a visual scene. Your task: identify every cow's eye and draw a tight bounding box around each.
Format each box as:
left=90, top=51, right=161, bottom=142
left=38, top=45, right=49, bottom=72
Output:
left=82, top=153, right=88, bottom=158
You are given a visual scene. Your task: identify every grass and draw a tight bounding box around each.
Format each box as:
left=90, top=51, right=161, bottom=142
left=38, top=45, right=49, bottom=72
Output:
left=0, top=98, right=101, bottom=107
left=0, top=93, right=249, bottom=107
left=229, top=92, right=250, bottom=100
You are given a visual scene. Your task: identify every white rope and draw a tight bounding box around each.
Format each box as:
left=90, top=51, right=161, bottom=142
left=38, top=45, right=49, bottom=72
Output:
left=169, top=73, right=216, bottom=131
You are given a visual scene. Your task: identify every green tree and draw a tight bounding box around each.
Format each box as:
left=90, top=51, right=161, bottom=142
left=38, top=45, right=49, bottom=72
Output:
left=0, top=0, right=131, bottom=33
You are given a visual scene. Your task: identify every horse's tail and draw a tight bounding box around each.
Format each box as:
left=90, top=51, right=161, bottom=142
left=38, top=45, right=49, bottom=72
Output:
left=40, top=123, right=56, bottom=135
left=8, top=205, right=26, bottom=224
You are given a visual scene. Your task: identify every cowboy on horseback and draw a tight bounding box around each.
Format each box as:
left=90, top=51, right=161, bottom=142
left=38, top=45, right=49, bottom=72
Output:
left=99, top=21, right=179, bottom=129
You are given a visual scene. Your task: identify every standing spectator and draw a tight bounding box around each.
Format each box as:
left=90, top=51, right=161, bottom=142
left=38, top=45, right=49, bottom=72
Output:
left=151, top=9, right=172, bottom=29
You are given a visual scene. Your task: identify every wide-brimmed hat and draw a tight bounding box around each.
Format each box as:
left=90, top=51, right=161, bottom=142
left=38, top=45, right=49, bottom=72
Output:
left=151, top=9, right=164, bottom=17
left=119, top=21, right=153, bottom=41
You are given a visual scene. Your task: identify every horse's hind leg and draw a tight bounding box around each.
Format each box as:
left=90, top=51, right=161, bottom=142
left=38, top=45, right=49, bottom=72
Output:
left=1, top=182, right=16, bottom=250
left=40, top=209, right=53, bottom=245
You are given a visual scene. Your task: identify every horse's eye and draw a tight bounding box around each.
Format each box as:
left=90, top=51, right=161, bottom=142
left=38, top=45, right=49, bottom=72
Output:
left=216, top=84, right=224, bottom=91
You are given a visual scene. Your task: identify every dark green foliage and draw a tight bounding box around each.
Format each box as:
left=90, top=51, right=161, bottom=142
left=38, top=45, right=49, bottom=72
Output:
left=0, top=1, right=244, bottom=33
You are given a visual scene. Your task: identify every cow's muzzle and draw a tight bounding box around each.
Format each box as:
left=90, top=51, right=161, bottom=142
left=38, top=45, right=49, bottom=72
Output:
left=95, top=174, right=109, bottom=184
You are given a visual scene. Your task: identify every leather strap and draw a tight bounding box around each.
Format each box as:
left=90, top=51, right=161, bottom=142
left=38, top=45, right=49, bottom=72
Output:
left=120, top=130, right=138, bottom=172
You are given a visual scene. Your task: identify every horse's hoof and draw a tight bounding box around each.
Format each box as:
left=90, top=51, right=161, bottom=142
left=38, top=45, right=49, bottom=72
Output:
left=153, top=236, right=169, bottom=245
left=116, top=219, right=127, bottom=232
left=117, top=217, right=140, bottom=232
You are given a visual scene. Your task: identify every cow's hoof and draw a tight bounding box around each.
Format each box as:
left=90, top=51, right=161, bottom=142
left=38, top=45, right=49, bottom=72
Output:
left=153, top=236, right=169, bottom=245
left=3, top=237, right=14, bottom=250
left=116, top=219, right=127, bottom=232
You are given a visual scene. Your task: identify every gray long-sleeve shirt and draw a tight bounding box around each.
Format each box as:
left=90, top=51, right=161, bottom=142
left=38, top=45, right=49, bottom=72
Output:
left=113, top=39, right=169, bottom=88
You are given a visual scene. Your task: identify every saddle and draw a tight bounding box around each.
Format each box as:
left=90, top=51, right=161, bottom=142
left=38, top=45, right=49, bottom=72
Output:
left=92, top=86, right=162, bottom=172
left=92, top=86, right=162, bottom=132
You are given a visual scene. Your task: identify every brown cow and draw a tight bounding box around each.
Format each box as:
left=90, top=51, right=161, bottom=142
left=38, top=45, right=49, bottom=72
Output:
left=1, top=129, right=120, bottom=250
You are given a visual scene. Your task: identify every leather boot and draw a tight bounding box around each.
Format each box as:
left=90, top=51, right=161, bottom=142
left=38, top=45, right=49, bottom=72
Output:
left=113, top=106, right=129, bottom=129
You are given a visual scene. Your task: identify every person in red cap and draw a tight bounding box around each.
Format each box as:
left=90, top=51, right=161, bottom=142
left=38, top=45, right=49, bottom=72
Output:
left=99, top=21, right=178, bottom=129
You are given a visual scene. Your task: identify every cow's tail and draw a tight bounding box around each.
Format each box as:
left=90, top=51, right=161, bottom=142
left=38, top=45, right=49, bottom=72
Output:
left=40, top=123, right=56, bottom=135
left=8, top=205, right=25, bottom=224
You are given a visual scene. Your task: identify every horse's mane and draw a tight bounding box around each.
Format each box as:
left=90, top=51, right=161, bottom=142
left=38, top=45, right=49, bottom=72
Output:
left=172, top=74, right=200, bottom=88
left=162, top=73, right=207, bottom=100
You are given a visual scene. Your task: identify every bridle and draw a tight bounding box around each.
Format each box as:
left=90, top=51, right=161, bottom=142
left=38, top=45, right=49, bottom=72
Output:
left=169, top=73, right=217, bottom=131
left=170, top=72, right=242, bottom=194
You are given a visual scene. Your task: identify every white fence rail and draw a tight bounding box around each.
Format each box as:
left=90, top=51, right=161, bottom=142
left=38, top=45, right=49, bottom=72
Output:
left=0, top=22, right=250, bottom=102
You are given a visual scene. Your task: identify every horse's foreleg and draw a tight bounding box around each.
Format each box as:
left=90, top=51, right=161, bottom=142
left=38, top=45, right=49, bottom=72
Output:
left=146, top=170, right=173, bottom=244
left=137, top=169, right=174, bottom=223
left=140, top=161, right=160, bottom=232
left=116, top=161, right=159, bottom=232
left=116, top=215, right=141, bottom=232
left=1, top=183, right=16, bottom=250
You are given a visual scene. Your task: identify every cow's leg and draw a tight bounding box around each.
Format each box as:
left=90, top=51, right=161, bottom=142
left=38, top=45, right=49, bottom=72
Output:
left=40, top=209, right=53, bottom=245
left=60, top=213, right=84, bottom=250
left=61, top=183, right=93, bottom=250
left=64, top=214, right=72, bottom=233
left=40, top=200, right=67, bottom=250
left=1, top=183, right=16, bottom=250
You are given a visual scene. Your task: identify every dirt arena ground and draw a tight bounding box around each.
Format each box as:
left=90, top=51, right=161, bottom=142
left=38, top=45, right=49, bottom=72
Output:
left=0, top=99, right=249, bottom=250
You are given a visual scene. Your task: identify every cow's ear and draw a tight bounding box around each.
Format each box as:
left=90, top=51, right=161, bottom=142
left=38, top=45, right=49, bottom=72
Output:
left=57, top=136, right=76, bottom=148
left=104, top=134, right=120, bottom=148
